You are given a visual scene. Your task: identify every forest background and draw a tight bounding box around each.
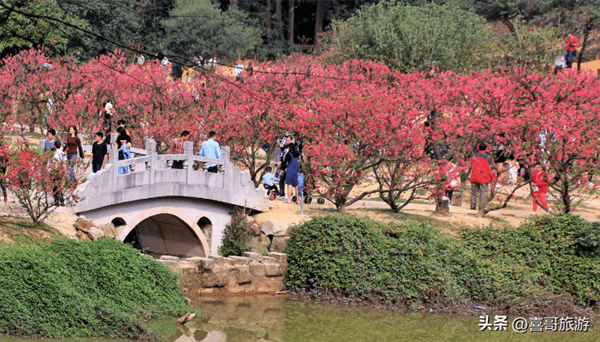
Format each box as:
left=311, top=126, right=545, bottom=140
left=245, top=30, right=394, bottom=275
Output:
left=1, top=0, right=600, bottom=70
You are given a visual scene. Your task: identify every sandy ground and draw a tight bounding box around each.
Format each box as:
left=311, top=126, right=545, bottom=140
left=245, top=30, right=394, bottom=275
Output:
left=7, top=132, right=600, bottom=232
left=254, top=180, right=600, bottom=232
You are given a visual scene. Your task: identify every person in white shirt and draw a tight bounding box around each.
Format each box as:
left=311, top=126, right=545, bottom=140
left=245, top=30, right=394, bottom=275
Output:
left=208, top=56, right=217, bottom=69
left=234, top=61, right=244, bottom=82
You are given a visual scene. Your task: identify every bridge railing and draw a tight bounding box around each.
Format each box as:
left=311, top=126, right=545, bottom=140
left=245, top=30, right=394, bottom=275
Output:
left=105, top=138, right=236, bottom=190
left=75, top=137, right=266, bottom=212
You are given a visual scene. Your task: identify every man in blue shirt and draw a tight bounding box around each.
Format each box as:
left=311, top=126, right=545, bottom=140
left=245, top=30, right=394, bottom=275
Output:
left=199, top=130, right=221, bottom=173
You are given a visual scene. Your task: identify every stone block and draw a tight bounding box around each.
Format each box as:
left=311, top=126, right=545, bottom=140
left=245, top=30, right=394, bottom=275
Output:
left=264, top=264, right=282, bottom=277
left=158, top=259, right=178, bottom=267
left=195, top=257, right=216, bottom=270
left=242, top=252, right=263, bottom=262
left=261, top=220, right=291, bottom=237
left=160, top=255, right=180, bottom=261
left=228, top=256, right=250, bottom=266
left=261, top=256, right=276, bottom=264
left=267, top=252, right=287, bottom=264
left=208, top=255, right=225, bottom=266
left=202, top=267, right=229, bottom=288
left=234, top=265, right=252, bottom=284
left=249, top=263, right=266, bottom=277
left=185, top=257, right=206, bottom=264
left=74, top=218, right=93, bottom=232
left=87, top=227, right=105, bottom=240
left=270, top=237, right=290, bottom=253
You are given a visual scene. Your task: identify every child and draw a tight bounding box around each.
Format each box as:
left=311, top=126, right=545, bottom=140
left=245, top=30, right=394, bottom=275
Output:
left=443, top=161, right=460, bottom=206
left=531, top=164, right=549, bottom=215
left=506, top=154, right=520, bottom=185
left=262, top=166, right=279, bottom=196
left=275, top=162, right=285, bottom=197
left=91, top=132, right=108, bottom=173
left=52, top=141, right=66, bottom=206
left=0, top=142, right=6, bottom=202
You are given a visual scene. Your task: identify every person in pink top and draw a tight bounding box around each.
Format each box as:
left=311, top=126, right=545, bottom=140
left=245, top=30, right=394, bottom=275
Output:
left=531, top=164, right=550, bottom=215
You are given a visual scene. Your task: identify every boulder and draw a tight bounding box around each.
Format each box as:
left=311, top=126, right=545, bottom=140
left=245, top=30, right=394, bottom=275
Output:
left=245, top=234, right=270, bottom=254
left=76, top=230, right=90, bottom=241
left=261, top=220, right=291, bottom=237
left=270, top=236, right=290, bottom=252
left=244, top=216, right=261, bottom=236
left=98, top=223, right=117, bottom=238
left=87, top=227, right=105, bottom=240
left=74, top=218, right=93, bottom=232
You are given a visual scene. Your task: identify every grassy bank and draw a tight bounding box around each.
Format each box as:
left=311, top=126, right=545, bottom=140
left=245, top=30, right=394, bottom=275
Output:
left=0, top=237, right=189, bottom=339
left=285, top=214, right=600, bottom=314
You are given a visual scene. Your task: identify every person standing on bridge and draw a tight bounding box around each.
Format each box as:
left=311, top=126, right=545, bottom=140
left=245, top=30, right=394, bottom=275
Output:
left=199, top=130, right=221, bottom=173
left=169, top=130, right=190, bottom=169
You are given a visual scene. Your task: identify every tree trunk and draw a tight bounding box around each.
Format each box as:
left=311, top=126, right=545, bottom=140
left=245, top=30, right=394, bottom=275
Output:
left=275, top=0, right=281, bottom=22
left=275, top=0, right=282, bottom=40
left=288, top=0, right=295, bottom=44
left=314, top=0, right=324, bottom=53
left=266, top=0, right=272, bottom=30
left=577, top=20, right=592, bottom=72
left=434, top=192, right=451, bottom=216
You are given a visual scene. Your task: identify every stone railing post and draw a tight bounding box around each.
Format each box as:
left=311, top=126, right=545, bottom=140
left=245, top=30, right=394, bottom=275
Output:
left=145, top=138, right=156, bottom=185
left=184, top=141, right=194, bottom=183
left=109, top=148, right=118, bottom=189
left=221, top=146, right=231, bottom=190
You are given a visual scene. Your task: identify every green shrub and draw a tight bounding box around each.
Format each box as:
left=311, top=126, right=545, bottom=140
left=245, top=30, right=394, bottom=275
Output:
left=286, top=214, right=600, bottom=308
left=219, top=209, right=250, bottom=257
left=461, top=214, right=600, bottom=306
left=0, top=238, right=188, bottom=338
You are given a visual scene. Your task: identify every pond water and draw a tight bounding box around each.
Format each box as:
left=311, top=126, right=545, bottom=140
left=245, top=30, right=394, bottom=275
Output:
left=0, top=296, right=596, bottom=342
left=145, top=296, right=597, bottom=342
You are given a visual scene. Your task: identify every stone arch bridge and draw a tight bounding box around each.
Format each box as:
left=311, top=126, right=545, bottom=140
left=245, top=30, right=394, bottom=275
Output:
left=73, top=138, right=267, bottom=258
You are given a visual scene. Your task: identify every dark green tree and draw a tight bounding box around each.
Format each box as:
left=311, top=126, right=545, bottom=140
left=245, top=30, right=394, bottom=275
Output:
left=55, top=0, right=176, bottom=60
left=161, top=0, right=261, bottom=62
left=326, top=2, right=497, bottom=73
left=0, top=0, right=89, bottom=58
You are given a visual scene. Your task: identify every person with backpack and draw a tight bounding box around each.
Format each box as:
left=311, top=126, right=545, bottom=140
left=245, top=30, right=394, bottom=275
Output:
left=470, top=143, right=496, bottom=212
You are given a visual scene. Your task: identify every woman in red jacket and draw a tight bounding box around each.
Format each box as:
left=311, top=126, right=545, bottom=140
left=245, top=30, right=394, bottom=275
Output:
left=531, top=164, right=549, bottom=214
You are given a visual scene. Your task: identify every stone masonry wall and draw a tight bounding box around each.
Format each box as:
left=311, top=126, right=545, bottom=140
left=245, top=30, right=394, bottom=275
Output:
left=160, top=252, right=288, bottom=296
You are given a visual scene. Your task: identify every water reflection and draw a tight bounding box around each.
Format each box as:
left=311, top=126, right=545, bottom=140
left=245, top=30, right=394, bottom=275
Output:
left=146, top=297, right=598, bottom=342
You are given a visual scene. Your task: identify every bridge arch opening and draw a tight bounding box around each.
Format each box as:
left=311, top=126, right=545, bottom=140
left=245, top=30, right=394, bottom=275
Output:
left=197, top=217, right=212, bottom=252
left=111, top=217, right=127, bottom=227
left=125, top=214, right=206, bottom=258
